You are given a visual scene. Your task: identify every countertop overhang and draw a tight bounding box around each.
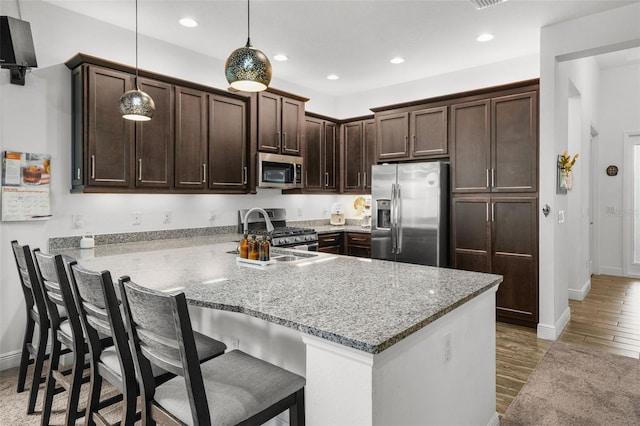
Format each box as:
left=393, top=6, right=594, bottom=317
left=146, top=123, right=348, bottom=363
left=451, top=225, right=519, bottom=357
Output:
left=58, top=236, right=501, bottom=354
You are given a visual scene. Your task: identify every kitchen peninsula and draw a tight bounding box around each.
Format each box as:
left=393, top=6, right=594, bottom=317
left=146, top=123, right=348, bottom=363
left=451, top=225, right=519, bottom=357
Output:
left=56, top=235, right=501, bottom=426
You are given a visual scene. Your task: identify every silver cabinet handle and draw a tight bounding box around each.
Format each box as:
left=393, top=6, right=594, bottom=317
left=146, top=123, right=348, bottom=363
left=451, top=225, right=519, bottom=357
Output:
left=491, top=168, right=496, bottom=188
left=276, top=131, right=281, bottom=146
left=404, top=135, right=408, bottom=151
left=363, top=172, right=367, bottom=187
left=396, top=184, right=402, bottom=254
left=202, top=164, right=206, bottom=183
left=91, top=155, right=95, bottom=179
left=77, top=168, right=81, bottom=180
left=283, top=132, right=287, bottom=147
left=491, top=202, right=495, bottom=222
left=357, top=172, right=361, bottom=187
left=486, top=169, right=490, bottom=188
left=486, top=202, right=489, bottom=222
left=325, top=172, right=329, bottom=187
left=243, top=166, right=248, bottom=185
left=138, top=159, right=142, bottom=181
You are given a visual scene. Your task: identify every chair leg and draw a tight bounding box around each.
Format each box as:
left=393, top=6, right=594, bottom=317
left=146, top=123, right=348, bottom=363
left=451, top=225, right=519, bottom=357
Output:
left=26, top=328, right=48, bottom=414
left=17, top=317, right=35, bottom=393
left=40, top=337, right=61, bottom=426
left=84, top=367, right=102, bottom=426
left=63, top=345, right=85, bottom=426
left=289, top=388, right=305, bottom=426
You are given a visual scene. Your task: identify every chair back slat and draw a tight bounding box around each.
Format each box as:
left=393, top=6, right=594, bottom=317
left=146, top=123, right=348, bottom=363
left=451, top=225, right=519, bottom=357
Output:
left=11, top=241, right=47, bottom=318
left=119, top=278, right=184, bottom=375
left=33, top=250, right=80, bottom=335
left=70, top=264, right=113, bottom=337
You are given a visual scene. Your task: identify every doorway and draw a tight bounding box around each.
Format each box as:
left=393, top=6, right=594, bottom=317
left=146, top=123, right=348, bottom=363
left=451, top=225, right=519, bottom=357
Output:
left=623, top=131, right=640, bottom=277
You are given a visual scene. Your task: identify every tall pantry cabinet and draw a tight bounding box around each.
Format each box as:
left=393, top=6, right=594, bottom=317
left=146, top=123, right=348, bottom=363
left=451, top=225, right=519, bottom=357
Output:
left=450, top=82, right=539, bottom=327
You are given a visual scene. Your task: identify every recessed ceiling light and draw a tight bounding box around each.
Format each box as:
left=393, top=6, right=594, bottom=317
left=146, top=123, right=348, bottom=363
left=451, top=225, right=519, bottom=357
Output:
left=179, top=17, right=198, bottom=28
left=326, top=74, right=339, bottom=80
left=476, top=33, right=494, bottom=42
left=390, top=57, right=405, bottom=64
left=274, top=54, right=288, bottom=62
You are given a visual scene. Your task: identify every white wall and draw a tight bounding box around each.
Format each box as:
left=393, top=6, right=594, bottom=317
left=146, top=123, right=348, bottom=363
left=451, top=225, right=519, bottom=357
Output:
left=538, top=3, right=640, bottom=339
left=0, top=0, right=541, bottom=366
left=597, top=63, right=640, bottom=276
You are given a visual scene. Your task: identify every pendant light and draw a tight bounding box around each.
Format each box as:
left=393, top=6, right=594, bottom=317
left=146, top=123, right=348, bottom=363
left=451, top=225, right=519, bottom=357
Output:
left=119, top=0, right=155, bottom=121
left=224, top=0, right=272, bottom=92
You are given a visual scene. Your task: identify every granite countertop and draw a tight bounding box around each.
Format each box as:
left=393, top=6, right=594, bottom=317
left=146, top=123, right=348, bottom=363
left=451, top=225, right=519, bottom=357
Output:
left=60, top=238, right=501, bottom=354
left=314, top=224, right=370, bottom=234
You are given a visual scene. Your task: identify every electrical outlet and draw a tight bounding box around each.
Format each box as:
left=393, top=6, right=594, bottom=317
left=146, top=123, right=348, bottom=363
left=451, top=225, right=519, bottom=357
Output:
left=72, top=214, right=83, bottom=229
left=443, top=332, right=452, bottom=363
left=163, top=211, right=172, bottom=224
left=230, top=337, right=239, bottom=350
left=132, top=212, right=142, bottom=226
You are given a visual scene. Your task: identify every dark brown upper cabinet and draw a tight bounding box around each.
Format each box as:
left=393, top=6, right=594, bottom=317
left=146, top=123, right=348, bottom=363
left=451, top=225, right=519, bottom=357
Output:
left=136, top=78, right=173, bottom=188
left=342, top=117, right=375, bottom=194
left=66, top=53, right=251, bottom=194
left=451, top=91, right=537, bottom=193
left=174, top=86, right=207, bottom=189
left=84, top=66, right=135, bottom=188
left=208, top=95, right=248, bottom=192
left=375, top=105, right=448, bottom=162
left=258, top=91, right=305, bottom=155
left=304, top=115, right=338, bottom=193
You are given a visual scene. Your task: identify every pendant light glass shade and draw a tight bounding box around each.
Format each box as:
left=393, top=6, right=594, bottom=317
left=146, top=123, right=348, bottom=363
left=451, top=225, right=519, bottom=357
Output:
left=119, top=0, right=155, bottom=121
left=225, top=0, right=271, bottom=92
left=119, top=89, right=155, bottom=121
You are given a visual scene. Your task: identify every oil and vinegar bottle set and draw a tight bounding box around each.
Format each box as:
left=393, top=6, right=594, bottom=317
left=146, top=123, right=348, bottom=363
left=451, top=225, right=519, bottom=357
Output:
left=239, top=232, right=270, bottom=261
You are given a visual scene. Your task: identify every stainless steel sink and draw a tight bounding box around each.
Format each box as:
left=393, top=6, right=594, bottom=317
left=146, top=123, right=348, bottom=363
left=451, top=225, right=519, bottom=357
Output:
left=270, top=250, right=319, bottom=262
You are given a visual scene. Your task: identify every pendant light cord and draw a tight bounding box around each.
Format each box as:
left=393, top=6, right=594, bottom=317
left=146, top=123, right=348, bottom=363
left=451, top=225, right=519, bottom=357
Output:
left=135, top=0, right=140, bottom=89
left=246, top=0, right=251, bottom=47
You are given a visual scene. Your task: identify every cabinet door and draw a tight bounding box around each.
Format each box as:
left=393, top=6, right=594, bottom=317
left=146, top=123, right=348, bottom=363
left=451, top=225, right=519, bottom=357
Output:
left=492, top=197, right=538, bottom=325
left=318, top=232, right=343, bottom=254
left=346, top=233, right=371, bottom=258
left=376, top=112, right=408, bottom=161
left=282, top=98, right=303, bottom=155
left=491, top=92, right=538, bottom=192
left=343, top=121, right=363, bottom=192
left=136, top=78, right=173, bottom=188
left=258, top=92, right=281, bottom=153
left=450, top=100, right=490, bottom=193
left=411, top=106, right=447, bottom=157
left=304, top=117, right=323, bottom=191
left=175, top=87, right=207, bottom=189
left=208, top=95, right=247, bottom=191
left=87, top=66, right=134, bottom=187
left=364, top=119, right=376, bottom=192
left=451, top=197, right=491, bottom=273
left=324, top=121, right=338, bottom=191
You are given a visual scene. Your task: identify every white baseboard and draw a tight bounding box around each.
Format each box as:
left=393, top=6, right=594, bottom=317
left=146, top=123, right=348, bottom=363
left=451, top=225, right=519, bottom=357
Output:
left=0, top=349, right=22, bottom=372
left=600, top=266, right=623, bottom=277
left=486, top=411, right=500, bottom=426
left=568, top=278, right=591, bottom=301
left=537, top=306, right=571, bottom=340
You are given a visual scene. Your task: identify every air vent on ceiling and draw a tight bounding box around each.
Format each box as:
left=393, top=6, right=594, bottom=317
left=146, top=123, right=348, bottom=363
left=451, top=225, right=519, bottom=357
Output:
left=470, top=0, right=507, bottom=10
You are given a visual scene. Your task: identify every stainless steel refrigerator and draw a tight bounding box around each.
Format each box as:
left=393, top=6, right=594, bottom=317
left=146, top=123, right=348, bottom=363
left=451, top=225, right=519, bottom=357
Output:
left=371, top=162, right=449, bottom=267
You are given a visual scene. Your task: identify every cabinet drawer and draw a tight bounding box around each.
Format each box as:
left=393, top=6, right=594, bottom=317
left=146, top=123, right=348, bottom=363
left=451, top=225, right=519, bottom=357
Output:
left=346, top=233, right=371, bottom=247
left=318, top=232, right=343, bottom=247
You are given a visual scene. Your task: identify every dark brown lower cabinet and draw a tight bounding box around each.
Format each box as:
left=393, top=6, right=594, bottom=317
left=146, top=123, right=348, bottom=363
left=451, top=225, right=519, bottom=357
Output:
left=452, top=195, right=538, bottom=327
left=318, top=232, right=343, bottom=254
left=345, top=232, right=371, bottom=258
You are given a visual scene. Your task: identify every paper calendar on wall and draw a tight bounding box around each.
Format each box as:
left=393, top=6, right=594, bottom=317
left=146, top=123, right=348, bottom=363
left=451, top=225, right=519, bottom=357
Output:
left=1, top=151, right=52, bottom=221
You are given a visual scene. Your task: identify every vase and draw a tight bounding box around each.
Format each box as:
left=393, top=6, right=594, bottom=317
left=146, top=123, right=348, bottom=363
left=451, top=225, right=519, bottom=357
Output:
left=559, top=169, right=569, bottom=190
left=566, top=170, right=572, bottom=190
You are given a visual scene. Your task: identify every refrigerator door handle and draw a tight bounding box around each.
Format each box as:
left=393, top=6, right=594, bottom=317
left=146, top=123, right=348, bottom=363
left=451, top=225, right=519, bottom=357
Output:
left=391, top=183, right=397, bottom=254
left=395, top=184, right=402, bottom=254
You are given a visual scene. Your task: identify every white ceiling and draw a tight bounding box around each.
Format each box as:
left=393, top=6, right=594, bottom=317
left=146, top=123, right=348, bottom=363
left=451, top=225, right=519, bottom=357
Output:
left=42, top=0, right=639, bottom=96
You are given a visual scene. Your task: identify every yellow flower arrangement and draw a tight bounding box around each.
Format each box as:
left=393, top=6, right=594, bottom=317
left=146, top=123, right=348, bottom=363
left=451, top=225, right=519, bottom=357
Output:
left=559, top=151, right=579, bottom=171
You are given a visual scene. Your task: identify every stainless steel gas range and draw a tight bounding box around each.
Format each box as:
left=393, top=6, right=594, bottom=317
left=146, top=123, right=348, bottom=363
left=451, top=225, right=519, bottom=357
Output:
left=238, top=208, right=319, bottom=251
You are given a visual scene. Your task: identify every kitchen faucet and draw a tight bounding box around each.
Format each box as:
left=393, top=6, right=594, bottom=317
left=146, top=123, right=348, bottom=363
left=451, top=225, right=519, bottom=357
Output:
left=243, top=207, right=275, bottom=235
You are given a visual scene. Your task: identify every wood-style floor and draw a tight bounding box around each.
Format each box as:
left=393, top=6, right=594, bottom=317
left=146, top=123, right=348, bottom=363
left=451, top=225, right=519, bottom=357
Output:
left=496, top=274, right=640, bottom=416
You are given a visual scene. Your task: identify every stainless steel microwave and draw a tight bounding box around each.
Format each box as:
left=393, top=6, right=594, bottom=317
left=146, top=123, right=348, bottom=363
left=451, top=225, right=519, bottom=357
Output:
left=258, top=152, right=303, bottom=189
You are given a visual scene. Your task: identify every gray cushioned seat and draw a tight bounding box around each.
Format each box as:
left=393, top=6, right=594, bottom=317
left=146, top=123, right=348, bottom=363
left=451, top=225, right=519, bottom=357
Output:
left=154, top=350, right=306, bottom=426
